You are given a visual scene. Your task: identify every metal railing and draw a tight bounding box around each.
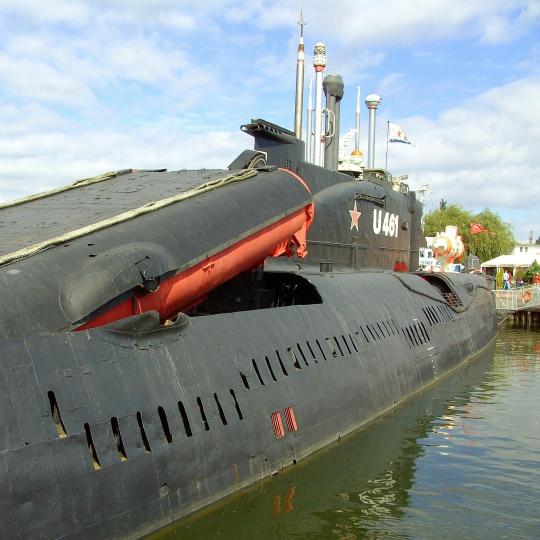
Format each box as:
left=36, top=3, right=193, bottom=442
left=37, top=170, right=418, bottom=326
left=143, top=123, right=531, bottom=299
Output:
left=493, top=284, right=540, bottom=311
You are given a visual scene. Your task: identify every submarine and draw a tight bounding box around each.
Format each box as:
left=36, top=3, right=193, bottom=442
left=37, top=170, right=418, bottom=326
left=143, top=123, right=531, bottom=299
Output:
left=0, top=34, right=498, bottom=540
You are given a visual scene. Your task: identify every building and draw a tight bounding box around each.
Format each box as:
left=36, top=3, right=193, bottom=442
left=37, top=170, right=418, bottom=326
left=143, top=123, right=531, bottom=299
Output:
left=481, top=241, right=540, bottom=278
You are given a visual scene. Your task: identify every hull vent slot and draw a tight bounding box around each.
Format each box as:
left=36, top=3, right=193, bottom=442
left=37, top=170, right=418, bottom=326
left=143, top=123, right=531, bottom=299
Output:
left=48, top=391, right=68, bottom=438
left=230, top=389, right=244, bottom=420
left=197, top=397, right=210, bottom=431
left=111, top=417, right=128, bottom=461
left=158, top=406, right=173, bottom=442
left=136, top=412, right=152, bottom=452
left=178, top=401, right=193, bottom=437
left=84, top=423, right=101, bottom=471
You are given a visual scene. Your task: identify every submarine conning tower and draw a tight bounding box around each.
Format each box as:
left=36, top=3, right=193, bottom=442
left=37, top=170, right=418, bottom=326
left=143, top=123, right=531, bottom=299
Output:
left=241, top=121, right=423, bottom=273
left=242, top=38, right=424, bottom=273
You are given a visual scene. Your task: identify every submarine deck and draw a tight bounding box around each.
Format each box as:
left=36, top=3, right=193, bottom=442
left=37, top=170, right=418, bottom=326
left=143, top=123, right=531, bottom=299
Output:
left=0, top=168, right=226, bottom=256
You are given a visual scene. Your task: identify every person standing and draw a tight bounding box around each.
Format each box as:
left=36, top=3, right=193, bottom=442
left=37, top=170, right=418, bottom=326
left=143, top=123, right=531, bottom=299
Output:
left=503, top=269, right=510, bottom=290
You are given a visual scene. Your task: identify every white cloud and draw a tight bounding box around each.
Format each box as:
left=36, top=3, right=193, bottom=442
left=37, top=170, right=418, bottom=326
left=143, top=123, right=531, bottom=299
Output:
left=376, top=73, right=406, bottom=98
left=0, top=53, right=97, bottom=106
left=381, top=76, right=540, bottom=239
left=0, top=0, right=538, bottom=245
left=250, top=0, right=540, bottom=46
left=0, top=109, right=247, bottom=201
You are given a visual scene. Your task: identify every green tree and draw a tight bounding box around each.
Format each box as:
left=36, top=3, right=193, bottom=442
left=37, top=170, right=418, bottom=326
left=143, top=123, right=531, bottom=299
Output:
left=467, top=209, right=514, bottom=262
left=423, top=204, right=514, bottom=263
left=496, top=267, right=504, bottom=289
left=523, top=260, right=540, bottom=283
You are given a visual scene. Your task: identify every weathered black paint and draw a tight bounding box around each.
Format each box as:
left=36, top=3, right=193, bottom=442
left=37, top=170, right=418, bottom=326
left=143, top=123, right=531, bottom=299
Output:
left=0, top=121, right=497, bottom=539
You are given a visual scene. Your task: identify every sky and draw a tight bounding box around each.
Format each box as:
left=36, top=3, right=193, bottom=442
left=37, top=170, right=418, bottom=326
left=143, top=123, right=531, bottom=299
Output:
left=0, top=0, right=539, bottom=242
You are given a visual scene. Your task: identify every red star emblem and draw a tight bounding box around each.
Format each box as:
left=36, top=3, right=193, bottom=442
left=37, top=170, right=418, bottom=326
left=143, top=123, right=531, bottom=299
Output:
left=349, top=200, right=361, bottom=231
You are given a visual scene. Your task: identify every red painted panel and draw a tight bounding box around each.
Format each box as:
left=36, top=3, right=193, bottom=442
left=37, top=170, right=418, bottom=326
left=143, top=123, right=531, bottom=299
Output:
left=284, top=406, right=298, bottom=432
left=271, top=411, right=285, bottom=438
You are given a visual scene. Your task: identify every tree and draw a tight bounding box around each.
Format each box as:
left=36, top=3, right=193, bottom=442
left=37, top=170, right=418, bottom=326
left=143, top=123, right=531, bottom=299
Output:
left=467, top=209, right=514, bottom=262
left=523, top=260, right=540, bottom=284
left=423, top=204, right=514, bottom=263
left=496, top=267, right=504, bottom=289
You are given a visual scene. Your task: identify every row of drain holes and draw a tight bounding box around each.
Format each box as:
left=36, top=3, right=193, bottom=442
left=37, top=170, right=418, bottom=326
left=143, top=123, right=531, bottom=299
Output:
left=401, top=321, right=431, bottom=349
left=423, top=304, right=454, bottom=326
left=240, top=319, right=423, bottom=390
left=47, top=388, right=244, bottom=471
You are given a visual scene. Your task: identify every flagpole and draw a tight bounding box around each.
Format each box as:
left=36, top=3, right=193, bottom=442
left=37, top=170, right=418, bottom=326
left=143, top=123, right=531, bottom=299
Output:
left=385, top=121, right=390, bottom=170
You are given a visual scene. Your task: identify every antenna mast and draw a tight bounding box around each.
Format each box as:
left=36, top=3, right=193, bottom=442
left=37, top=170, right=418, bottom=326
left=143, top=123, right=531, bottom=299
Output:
left=306, top=78, right=313, bottom=162
left=313, top=41, right=327, bottom=166
left=294, top=12, right=306, bottom=139
left=365, top=93, right=381, bottom=168
left=354, top=86, right=361, bottom=151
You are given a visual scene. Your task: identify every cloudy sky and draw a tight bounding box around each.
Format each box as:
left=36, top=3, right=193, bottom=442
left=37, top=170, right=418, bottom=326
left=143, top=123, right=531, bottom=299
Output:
left=1, top=0, right=539, bottom=241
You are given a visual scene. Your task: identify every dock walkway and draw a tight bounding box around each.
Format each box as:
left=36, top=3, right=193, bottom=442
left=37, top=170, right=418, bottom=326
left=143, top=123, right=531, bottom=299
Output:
left=493, top=284, right=540, bottom=313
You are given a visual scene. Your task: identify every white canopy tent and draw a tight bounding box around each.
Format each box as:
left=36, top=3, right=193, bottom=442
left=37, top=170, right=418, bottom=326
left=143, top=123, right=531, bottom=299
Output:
left=481, top=253, right=537, bottom=271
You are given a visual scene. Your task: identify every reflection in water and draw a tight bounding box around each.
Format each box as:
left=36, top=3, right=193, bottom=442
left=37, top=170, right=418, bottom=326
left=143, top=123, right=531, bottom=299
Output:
left=149, top=325, right=540, bottom=539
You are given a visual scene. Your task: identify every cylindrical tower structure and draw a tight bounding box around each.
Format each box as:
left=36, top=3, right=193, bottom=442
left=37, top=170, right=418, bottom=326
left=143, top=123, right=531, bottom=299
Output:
left=365, top=93, right=381, bottom=169
left=293, top=14, right=306, bottom=139
left=354, top=86, right=361, bottom=150
left=323, top=74, right=344, bottom=171
left=306, top=78, right=313, bottom=162
left=313, top=42, right=327, bottom=167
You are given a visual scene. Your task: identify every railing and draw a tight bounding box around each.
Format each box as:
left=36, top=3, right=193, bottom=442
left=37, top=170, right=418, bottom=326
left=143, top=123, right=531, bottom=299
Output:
left=493, top=284, right=540, bottom=311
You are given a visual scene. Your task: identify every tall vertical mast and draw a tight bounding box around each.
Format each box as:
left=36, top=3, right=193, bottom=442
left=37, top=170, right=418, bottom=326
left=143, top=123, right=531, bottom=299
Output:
left=365, top=93, right=381, bottom=168
left=354, top=86, right=361, bottom=151
left=293, top=12, right=306, bottom=139
left=306, top=78, right=313, bottom=162
left=313, top=42, right=327, bottom=167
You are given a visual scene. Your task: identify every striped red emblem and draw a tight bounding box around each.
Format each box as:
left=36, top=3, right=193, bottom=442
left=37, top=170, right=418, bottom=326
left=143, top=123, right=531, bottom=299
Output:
left=284, top=406, right=298, bottom=432
left=271, top=411, right=285, bottom=438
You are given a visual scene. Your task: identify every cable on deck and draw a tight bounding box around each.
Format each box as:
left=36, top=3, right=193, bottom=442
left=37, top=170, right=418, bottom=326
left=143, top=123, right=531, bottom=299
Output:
left=0, top=168, right=258, bottom=267
left=0, top=169, right=133, bottom=211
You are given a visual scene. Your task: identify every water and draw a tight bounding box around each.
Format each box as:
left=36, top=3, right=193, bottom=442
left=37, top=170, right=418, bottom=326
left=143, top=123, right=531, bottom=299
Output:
left=150, top=324, right=540, bottom=539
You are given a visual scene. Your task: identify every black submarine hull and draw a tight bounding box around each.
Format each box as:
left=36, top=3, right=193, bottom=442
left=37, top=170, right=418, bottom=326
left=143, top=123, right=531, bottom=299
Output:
left=148, top=338, right=498, bottom=540
left=0, top=117, right=499, bottom=538
left=0, top=268, right=497, bottom=539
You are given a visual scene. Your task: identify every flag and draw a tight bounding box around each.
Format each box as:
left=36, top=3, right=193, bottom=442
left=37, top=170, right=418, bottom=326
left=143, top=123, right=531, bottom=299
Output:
left=388, top=122, right=412, bottom=144
left=470, top=223, right=492, bottom=234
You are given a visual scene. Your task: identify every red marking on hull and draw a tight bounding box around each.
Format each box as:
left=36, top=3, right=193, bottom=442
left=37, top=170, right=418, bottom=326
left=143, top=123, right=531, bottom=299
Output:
left=271, top=411, right=285, bottom=438
left=284, top=406, right=298, bottom=432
